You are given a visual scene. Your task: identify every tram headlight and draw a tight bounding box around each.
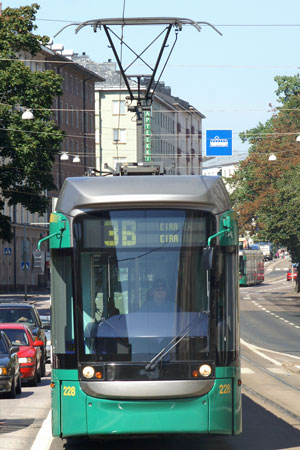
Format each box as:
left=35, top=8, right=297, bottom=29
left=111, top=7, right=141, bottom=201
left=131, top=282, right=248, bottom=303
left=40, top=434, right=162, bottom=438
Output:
left=82, top=366, right=95, bottom=379
left=199, top=364, right=212, bottom=377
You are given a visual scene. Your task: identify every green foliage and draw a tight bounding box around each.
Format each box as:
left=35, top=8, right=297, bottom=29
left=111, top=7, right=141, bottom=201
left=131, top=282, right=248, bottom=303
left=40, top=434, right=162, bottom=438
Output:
left=228, top=75, right=300, bottom=267
left=0, top=4, right=63, bottom=241
left=274, top=74, right=300, bottom=104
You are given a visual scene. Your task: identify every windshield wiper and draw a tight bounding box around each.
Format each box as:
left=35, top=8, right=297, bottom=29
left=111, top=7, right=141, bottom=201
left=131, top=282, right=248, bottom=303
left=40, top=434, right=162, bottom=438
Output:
left=144, top=312, right=209, bottom=371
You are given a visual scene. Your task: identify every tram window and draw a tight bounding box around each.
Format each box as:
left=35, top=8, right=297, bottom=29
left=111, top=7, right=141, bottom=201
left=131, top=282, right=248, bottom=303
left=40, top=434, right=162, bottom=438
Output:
left=74, top=209, right=215, bottom=361
left=215, top=248, right=238, bottom=365
left=51, top=253, right=75, bottom=354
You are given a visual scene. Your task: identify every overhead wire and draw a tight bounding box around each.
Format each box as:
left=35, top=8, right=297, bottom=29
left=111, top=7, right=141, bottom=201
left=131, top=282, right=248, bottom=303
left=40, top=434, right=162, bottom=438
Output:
left=115, top=0, right=126, bottom=158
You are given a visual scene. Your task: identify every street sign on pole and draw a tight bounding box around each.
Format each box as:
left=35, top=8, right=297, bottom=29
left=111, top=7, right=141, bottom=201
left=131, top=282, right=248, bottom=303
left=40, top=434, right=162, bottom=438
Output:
left=206, top=130, right=232, bottom=156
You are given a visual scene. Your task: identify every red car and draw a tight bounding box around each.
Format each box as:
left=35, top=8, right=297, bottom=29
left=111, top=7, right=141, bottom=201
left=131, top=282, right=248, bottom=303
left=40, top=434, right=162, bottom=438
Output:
left=0, top=324, right=44, bottom=386
left=287, top=267, right=297, bottom=281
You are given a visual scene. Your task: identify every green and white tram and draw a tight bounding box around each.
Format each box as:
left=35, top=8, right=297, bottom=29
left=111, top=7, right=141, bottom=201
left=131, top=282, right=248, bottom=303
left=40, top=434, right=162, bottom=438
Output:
left=47, top=170, right=241, bottom=438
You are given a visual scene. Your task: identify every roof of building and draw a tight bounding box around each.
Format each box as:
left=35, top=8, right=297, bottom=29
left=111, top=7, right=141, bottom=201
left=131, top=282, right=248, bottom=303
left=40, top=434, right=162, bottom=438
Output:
left=72, top=53, right=138, bottom=89
left=43, top=45, right=105, bottom=82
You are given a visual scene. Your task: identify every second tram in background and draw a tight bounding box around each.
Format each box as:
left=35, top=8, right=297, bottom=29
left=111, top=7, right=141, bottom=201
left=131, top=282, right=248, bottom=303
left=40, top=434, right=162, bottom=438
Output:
left=239, top=243, right=264, bottom=286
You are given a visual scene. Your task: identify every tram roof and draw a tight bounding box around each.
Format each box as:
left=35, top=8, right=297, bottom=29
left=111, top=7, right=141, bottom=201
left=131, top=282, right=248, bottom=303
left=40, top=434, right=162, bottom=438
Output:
left=56, top=175, right=231, bottom=216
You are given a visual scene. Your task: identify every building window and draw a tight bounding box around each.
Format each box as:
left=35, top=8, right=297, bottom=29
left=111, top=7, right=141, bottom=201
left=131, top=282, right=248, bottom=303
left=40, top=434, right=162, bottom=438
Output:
left=64, top=103, right=68, bottom=125
left=76, top=109, right=79, bottom=129
left=112, top=100, right=125, bottom=115
left=113, top=129, right=126, bottom=143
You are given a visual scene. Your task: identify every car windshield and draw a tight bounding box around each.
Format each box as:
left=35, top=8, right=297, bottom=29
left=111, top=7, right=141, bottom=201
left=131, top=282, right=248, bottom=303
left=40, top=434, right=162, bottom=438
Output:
left=0, top=308, right=35, bottom=324
left=0, top=338, right=6, bottom=353
left=40, top=316, right=51, bottom=330
left=2, top=329, right=29, bottom=346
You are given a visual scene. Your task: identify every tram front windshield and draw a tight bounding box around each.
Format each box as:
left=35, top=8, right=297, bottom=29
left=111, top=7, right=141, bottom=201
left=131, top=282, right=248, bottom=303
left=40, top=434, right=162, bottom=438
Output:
left=74, top=209, right=215, bottom=363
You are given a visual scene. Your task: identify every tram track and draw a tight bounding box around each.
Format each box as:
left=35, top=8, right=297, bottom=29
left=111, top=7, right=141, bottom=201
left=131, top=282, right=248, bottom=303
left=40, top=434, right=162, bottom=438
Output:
left=241, top=354, right=300, bottom=393
left=241, top=353, right=300, bottom=424
left=242, top=383, right=300, bottom=424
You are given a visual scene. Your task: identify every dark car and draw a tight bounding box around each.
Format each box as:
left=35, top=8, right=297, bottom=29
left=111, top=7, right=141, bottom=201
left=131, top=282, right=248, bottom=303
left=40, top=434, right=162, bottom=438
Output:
left=0, top=303, right=46, bottom=377
left=0, top=330, right=22, bottom=398
left=39, top=314, right=51, bottom=363
left=0, top=324, right=44, bottom=386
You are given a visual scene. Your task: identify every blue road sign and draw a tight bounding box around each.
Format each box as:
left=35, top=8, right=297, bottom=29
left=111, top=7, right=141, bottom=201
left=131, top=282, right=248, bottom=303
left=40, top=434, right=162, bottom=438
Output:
left=4, top=248, right=12, bottom=255
left=21, top=261, right=30, bottom=270
left=206, top=130, right=232, bottom=156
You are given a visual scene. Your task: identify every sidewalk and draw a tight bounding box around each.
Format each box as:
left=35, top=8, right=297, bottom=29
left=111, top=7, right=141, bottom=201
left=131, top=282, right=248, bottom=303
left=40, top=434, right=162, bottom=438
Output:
left=0, top=289, right=50, bottom=303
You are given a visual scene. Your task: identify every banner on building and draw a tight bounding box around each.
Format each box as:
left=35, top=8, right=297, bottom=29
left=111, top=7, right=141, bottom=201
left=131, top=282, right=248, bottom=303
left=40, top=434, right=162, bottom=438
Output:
left=144, top=111, right=152, bottom=162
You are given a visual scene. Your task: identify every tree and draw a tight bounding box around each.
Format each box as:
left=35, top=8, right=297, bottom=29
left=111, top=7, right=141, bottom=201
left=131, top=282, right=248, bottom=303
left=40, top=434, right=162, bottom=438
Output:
left=228, top=75, right=300, bottom=266
left=0, top=4, right=63, bottom=241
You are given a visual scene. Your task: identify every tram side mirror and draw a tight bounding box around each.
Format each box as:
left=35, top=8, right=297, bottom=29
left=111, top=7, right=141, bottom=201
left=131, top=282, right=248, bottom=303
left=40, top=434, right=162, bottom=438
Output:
left=201, top=247, right=214, bottom=270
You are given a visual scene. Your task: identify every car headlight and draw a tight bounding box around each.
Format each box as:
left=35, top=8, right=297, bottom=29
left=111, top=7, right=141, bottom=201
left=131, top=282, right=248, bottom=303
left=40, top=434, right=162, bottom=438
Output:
left=82, top=366, right=95, bottom=379
left=199, top=364, right=212, bottom=377
left=19, top=357, right=33, bottom=364
left=0, top=367, right=8, bottom=375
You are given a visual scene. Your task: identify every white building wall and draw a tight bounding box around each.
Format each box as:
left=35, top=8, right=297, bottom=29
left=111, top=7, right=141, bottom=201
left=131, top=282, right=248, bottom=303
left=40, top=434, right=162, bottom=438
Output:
left=95, top=84, right=204, bottom=175
left=96, top=90, right=138, bottom=172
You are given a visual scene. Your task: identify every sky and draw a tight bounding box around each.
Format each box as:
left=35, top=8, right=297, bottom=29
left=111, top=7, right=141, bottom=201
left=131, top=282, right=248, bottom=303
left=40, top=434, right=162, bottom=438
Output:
left=4, top=0, right=300, bottom=165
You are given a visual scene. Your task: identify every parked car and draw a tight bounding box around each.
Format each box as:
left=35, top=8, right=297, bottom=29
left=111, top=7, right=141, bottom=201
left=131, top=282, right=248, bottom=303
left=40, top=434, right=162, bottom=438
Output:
left=0, top=330, right=21, bottom=398
left=287, top=267, right=298, bottom=281
left=0, top=324, right=44, bottom=386
left=0, top=303, right=46, bottom=377
left=39, top=314, right=51, bottom=363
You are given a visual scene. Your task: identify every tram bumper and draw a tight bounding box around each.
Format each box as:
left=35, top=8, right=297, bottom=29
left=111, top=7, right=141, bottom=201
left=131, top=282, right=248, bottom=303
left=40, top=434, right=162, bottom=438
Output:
left=54, top=377, right=240, bottom=437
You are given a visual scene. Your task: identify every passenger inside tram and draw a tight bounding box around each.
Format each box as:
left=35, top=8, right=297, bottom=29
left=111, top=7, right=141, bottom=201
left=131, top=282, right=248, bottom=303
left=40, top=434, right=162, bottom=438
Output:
left=139, top=279, right=177, bottom=313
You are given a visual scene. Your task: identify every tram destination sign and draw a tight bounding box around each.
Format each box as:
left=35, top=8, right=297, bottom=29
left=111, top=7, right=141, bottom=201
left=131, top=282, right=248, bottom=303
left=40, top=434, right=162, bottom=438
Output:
left=206, top=130, right=232, bottom=156
left=82, top=215, right=207, bottom=249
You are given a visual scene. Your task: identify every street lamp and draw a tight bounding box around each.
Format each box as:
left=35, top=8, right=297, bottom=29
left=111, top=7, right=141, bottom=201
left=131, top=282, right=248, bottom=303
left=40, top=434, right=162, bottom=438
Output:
left=268, top=154, right=277, bottom=161
left=21, top=109, right=34, bottom=120
left=72, top=155, right=80, bottom=163
left=19, top=109, right=34, bottom=299
left=60, top=152, right=69, bottom=160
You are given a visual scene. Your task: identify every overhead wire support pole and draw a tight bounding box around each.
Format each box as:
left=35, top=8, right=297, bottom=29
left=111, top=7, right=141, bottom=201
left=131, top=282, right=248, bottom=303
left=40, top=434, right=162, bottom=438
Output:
left=107, top=26, right=155, bottom=73
left=53, top=17, right=222, bottom=114
left=144, top=24, right=173, bottom=102
left=103, top=25, right=135, bottom=102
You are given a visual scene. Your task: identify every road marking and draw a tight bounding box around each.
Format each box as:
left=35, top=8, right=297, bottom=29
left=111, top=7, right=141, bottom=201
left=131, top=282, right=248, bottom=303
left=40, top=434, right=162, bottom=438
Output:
left=241, top=339, right=282, bottom=366
left=241, top=368, right=255, bottom=374
left=242, top=367, right=289, bottom=375
left=30, top=410, right=52, bottom=450
left=241, top=338, right=300, bottom=361
left=268, top=367, right=289, bottom=375
left=250, top=300, right=300, bottom=330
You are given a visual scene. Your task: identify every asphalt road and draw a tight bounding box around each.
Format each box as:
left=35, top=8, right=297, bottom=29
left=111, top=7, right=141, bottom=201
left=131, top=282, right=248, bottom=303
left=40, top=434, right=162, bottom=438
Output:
left=2, top=259, right=300, bottom=449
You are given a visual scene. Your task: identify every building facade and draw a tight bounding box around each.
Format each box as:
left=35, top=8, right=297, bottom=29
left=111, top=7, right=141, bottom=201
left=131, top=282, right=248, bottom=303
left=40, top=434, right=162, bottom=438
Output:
left=0, top=46, right=103, bottom=291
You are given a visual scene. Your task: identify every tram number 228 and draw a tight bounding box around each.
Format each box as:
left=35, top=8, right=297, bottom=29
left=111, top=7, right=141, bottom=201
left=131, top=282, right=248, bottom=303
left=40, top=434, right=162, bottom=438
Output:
left=219, top=384, right=231, bottom=395
left=63, top=386, right=76, bottom=396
